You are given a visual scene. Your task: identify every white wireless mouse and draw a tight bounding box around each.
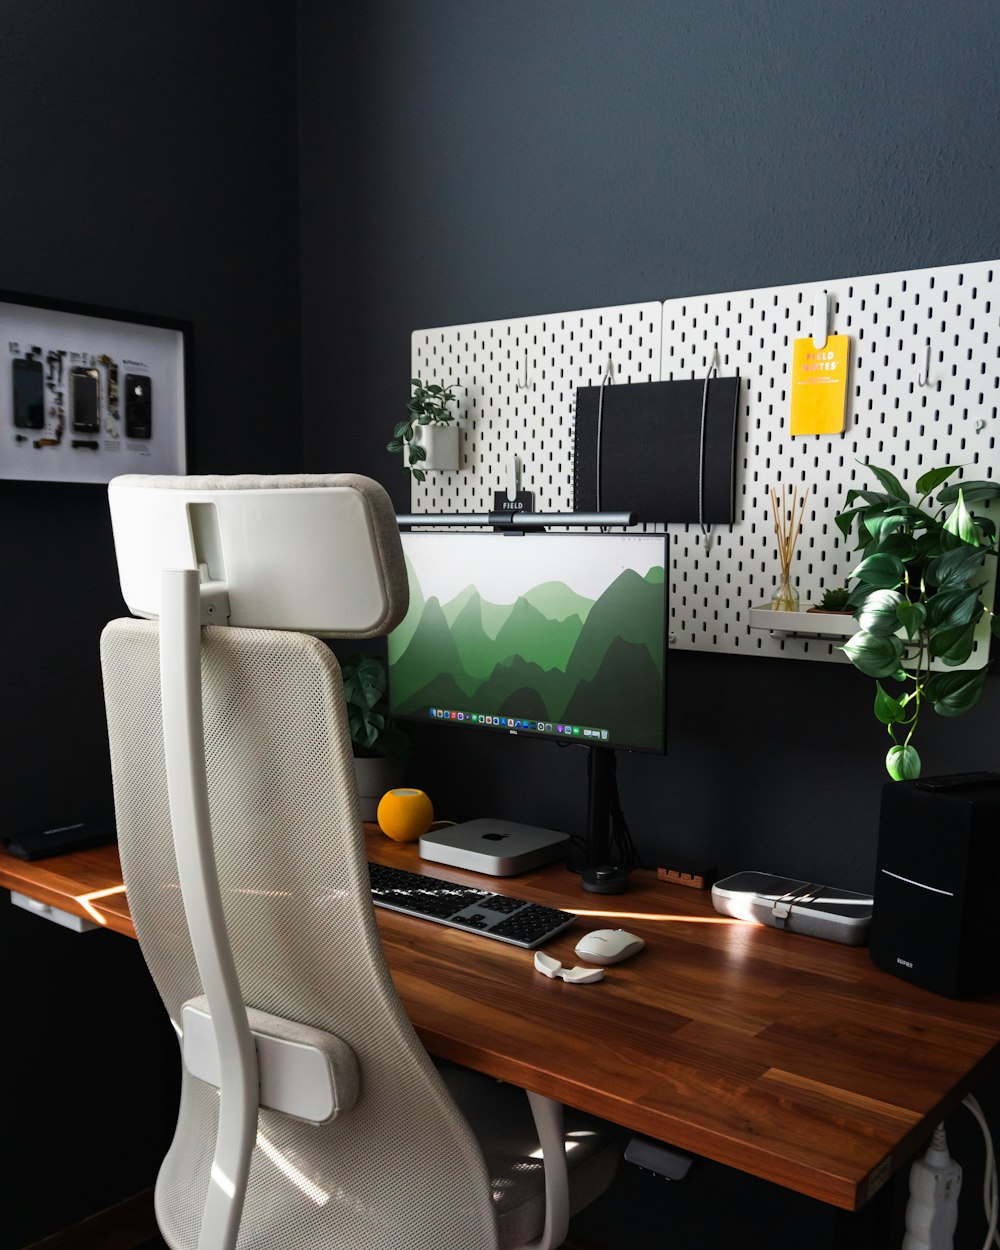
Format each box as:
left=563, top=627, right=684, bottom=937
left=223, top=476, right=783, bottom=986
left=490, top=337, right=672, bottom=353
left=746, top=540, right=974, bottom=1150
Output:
left=574, top=928, right=646, bottom=965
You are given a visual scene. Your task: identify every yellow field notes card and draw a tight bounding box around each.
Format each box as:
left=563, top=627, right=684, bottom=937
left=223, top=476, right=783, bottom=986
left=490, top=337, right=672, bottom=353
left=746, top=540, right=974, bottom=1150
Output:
left=790, top=335, right=850, bottom=435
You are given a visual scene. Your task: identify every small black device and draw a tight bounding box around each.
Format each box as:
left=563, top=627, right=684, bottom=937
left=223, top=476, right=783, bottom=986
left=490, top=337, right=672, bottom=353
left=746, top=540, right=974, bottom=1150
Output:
left=3, top=816, right=116, bottom=861
left=582, top=864, right=631, bottom=894
left=71, top=365, right=100, bottom=433
left=12, top=357, right=44, bottom=429
left=124, top=373, right=152, bottom=439
left=870, top=773, right=1000, bottom=997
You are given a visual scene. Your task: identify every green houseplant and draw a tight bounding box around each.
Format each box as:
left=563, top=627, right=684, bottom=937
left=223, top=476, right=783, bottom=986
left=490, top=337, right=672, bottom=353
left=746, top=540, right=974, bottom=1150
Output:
left=811, top=585, right=852, bottom=613
left=387, top=378, right=459, bottom=482
left=836, top=463, right=1000, bottom=780
left=339, top=653, right=409, bottom=759
left=339, top=653, right=409, bottom=819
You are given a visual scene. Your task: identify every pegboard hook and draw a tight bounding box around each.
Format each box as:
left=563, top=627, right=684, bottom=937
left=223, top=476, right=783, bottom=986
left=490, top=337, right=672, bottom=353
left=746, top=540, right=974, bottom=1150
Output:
left=515, top=350, right=533, bottom=392
left=917, top=340, right=932, bottom=387
left=506, top=454, right=522, bottom=502
left=812, top=291, right=831, bottom=351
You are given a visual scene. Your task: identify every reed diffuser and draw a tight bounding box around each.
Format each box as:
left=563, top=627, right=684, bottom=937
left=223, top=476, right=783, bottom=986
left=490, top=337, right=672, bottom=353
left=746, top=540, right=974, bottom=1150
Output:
left=768, top=485, right=809, bottom=611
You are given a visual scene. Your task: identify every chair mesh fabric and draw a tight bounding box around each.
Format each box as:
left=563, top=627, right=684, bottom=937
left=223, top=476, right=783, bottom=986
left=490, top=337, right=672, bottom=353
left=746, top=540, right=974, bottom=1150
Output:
left=101, top=618, right=499, bottom=1250
left=437, top=1064, right=621, bottom=1249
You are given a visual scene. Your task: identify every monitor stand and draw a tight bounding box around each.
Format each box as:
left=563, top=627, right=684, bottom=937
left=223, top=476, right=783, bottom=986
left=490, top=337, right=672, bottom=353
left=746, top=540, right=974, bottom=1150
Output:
left=568, top=745, right=630, bottom=873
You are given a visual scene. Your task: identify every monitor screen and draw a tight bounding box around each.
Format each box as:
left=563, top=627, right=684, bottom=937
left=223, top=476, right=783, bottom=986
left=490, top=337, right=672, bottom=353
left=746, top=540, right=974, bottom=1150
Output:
left=387, top=531, right=667, bottom=754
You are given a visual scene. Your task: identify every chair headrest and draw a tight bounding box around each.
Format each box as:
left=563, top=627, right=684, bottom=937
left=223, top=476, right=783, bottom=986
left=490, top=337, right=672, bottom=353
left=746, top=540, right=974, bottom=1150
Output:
left=108, top=473, right=408, bottom=638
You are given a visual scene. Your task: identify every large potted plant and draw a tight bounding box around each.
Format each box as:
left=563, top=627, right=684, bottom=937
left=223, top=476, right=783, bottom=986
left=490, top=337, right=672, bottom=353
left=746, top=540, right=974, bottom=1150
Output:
left=836, top=463, right=1000, bottom=779
left=339, top=653, right=409, bottom=819
left=387, top=378, right=460, bottom=481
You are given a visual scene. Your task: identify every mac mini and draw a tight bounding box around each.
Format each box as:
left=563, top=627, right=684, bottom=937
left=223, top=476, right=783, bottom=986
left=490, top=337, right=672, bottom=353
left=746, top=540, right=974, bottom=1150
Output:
left=419, top=819, right=571, bottom=876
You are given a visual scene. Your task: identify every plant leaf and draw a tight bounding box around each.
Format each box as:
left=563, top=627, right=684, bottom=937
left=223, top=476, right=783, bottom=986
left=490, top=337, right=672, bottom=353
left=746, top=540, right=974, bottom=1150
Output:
left=858, top=589, right=904, bottom=636
left=863, top=514, right=907, bottom=543
left=928, top=620, right=977, bottom=666
left=926, top=544, right=986, bottom=589
left=408, top=442, right=427, bottom=462
left=925, top=667, right=989, bottom=717
left=926, top=585, right=983, bottom=629
left=916, top=465, right=961, bottom=496
left=846, top=488, right=896, bottom=508
left=412, top=468, right=425, bottom=482
left=943, top=490, right=980, bottom=547
left=386, top=438, right=403, bottom=453
left=937, top=480, right=1000, bottom=505
left=874, top=682, right=905, bottom=725
left=877, top=533, right=922, bottom=563
left=894, top=599, right=927, bottom=639
left=847, top=581, right=878, bottom=610
left=835, top=505, right=867, bottom=539
left=864, top=463, right=909, bottom=502
left=916, top=529, right=946, bottom=559
left=393, top=420, right=411, bottom=439
left=852, top=552, right=905, bottom=589
left=886, top=744, right=921, bottom=780
left=841, top=631, right=905, bottom=677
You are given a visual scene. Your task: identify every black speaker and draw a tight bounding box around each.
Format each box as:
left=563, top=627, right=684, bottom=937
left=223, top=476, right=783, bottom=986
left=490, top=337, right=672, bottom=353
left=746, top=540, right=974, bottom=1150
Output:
left=870, top=772, right=1000, bottom=997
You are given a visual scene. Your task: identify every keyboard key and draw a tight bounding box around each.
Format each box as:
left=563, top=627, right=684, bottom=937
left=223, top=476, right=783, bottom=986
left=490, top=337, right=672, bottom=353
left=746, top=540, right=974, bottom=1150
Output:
left=367, top=862, right=576, bottom=949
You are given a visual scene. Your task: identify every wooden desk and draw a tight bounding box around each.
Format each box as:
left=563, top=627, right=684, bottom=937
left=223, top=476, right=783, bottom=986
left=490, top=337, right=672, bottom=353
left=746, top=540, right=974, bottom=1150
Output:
left=4, top=833, right=1000, bottom=1216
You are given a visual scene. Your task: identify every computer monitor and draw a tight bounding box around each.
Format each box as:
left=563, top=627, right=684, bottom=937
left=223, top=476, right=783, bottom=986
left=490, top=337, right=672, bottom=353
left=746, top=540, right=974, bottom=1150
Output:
left=387, top=529, right=668, bottom=867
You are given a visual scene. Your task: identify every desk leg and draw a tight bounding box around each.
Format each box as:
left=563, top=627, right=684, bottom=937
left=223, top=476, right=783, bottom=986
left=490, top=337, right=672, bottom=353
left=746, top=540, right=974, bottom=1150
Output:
left=832, top=1180, right=894, bottom=1250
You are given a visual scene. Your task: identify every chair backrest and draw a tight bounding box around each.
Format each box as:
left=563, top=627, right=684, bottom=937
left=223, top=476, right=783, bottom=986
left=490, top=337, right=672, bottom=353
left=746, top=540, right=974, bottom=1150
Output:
left=101, top=474, right=500, bottom=1250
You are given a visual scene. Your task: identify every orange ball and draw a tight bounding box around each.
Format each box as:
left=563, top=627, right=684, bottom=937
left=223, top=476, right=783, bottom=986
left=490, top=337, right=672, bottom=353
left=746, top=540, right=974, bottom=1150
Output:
left=376, top=788, right=434, bottom=842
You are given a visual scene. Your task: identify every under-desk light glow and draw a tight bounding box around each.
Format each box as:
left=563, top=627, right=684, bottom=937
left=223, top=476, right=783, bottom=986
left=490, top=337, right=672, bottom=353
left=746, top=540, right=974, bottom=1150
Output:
left=74, top=883, right=128, bottom=924
left=573, top=907, right=742, bottom=925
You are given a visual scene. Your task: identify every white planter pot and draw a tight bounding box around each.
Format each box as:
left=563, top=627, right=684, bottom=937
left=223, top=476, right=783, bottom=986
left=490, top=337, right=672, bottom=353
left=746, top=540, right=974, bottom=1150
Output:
left=407, top=422, right=460, bottom=472
left=353, top=755, right=404, bottom=822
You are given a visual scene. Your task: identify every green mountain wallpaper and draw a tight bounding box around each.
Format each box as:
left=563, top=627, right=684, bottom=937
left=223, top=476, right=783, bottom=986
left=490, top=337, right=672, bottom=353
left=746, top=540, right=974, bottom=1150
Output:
left=388, top=536, right=667, bottom=751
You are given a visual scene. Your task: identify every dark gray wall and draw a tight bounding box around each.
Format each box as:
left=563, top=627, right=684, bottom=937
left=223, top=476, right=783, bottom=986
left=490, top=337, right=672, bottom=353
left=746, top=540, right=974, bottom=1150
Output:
left=297, top=4, right=1000, bottom=1247
left=0, top=3, right=300, bottom=1244
left=299, top=0, right=1000, bottom=896
left=0, top=0, right=302, bottom=835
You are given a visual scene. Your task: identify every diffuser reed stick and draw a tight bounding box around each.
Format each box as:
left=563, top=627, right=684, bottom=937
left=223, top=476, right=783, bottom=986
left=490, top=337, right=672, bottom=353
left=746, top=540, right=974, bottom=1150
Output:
left=769, top=485, right=809, bottom=610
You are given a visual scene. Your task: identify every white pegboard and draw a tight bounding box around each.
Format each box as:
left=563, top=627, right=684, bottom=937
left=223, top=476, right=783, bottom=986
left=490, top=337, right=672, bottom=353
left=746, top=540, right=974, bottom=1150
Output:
left=411, top=302, right=661, bottom=513
left=410, top=260, right=999, bottom=661
left=662, top=260, right=998, bottom=659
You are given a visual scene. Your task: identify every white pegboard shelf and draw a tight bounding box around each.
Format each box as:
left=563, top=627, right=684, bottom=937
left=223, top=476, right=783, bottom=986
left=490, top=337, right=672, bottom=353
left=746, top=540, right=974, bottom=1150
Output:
left=411, top=259, right=999, bottom=663
left=748, top=606, right=860, bottom=639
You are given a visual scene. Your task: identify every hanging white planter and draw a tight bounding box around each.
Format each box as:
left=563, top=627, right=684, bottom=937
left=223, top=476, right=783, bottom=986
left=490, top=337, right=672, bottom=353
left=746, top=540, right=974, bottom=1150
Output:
left=406, top=422, right=461, bottom=472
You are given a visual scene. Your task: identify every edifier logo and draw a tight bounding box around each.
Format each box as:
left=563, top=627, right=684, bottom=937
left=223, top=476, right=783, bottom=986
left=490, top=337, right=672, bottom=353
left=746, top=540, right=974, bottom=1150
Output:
left=897, top=957, right=915, bottom=969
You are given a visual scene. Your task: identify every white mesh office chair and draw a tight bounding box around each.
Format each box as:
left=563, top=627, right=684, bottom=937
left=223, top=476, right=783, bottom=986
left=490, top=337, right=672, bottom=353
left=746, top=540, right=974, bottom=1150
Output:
left=100, top=473, right=618, bottom=1250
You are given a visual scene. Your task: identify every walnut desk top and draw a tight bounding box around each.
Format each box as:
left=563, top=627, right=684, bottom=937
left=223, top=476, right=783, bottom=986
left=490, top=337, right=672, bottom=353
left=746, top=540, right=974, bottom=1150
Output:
left=4, top=831, right=1000, bottom=1213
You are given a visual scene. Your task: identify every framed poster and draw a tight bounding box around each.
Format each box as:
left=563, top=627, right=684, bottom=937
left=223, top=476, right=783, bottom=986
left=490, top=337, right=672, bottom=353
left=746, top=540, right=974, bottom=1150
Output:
left=1, top=290, right=189, bottom=484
